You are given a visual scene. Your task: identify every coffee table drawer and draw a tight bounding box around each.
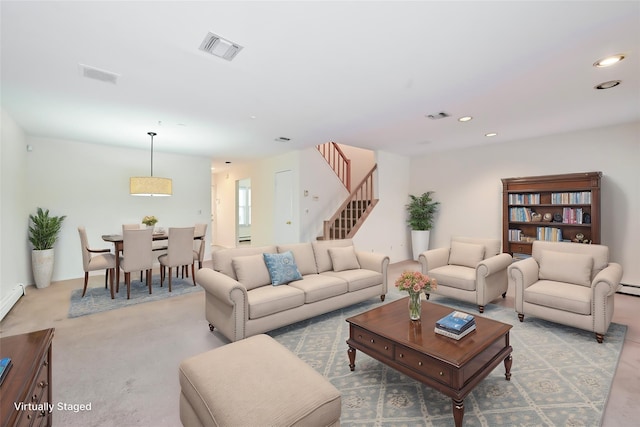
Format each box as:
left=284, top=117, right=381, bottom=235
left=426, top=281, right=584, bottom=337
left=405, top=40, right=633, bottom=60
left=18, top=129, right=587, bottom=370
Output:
left=395, top=347, right=452, bottom=386
left=350, top=326, right=394, bottom=358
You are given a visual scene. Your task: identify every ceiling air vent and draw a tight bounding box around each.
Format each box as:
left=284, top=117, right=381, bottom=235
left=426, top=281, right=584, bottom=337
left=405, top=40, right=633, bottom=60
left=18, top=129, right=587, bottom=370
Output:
left=199, top=32, right=243, bottom=61
left=426, top=112, right=450, bottom=120
left=79, top=64, right=120, bottom=84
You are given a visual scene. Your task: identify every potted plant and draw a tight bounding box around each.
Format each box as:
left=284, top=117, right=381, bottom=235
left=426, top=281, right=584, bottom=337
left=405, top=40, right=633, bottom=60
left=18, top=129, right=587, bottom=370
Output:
left=406, top=191, right=439, bottom=260
left=29, top=207, right=66, bottom=288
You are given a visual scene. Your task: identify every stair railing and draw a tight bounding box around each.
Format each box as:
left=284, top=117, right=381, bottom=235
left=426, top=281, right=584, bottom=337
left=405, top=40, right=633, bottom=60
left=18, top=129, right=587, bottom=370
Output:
left=317, top=142, right=351, bottom=192
left=322, top=164, right=378, bottom=240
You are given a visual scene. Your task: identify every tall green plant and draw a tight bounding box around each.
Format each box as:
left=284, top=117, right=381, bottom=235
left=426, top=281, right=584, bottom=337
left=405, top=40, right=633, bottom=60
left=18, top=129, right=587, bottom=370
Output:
left=406, top=192, right=439, bottom=231
left=28, top=207, right=66, bottom=250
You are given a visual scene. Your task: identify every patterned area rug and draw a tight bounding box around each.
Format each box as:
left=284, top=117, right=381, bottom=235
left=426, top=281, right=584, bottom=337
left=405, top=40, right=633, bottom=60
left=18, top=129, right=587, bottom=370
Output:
left=67, top=276, right=202, bottom=318
left=268, top=294, right=626, bottom=427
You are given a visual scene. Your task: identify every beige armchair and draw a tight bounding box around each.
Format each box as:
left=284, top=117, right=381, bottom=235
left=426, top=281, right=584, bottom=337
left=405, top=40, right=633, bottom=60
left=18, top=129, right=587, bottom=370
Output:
left=419, top=237, right=512, bottom=313
left=508, top=240, right=622, bottom=343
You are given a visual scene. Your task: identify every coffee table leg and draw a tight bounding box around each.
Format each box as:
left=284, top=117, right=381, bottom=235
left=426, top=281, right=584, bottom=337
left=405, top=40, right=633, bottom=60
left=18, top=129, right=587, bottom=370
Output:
left=452, top=399, right=464, bottom=427
left=348, top=346, right=356, bottom=371
left=504, top=354, right=512, bottom=381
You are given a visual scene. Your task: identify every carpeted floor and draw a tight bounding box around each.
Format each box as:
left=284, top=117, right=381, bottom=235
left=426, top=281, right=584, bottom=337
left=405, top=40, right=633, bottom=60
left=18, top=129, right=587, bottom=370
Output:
left=268, top=294, right=627, bottom=427
left=67, top=275, right=202, bottom=318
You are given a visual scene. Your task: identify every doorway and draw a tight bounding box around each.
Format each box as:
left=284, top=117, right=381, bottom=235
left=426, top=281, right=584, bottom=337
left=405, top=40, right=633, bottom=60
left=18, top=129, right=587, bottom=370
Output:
left=237, top=178, right=251, bottom=245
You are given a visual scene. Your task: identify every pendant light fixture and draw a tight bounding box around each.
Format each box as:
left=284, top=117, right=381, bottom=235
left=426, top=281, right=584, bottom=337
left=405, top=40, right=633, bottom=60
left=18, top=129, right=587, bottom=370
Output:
left=129, top=132, right=173, bottom=196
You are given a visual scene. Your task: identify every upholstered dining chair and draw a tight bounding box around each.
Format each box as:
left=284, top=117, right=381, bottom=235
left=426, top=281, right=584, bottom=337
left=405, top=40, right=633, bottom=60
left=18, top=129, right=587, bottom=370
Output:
left=122, top=223, right=166, bottom=281
left=193, top=223, right=208, bottom=270
left=159, top=227, right=196, bottom=292
left=119, top=228, right=154, bottom=299
left=78, top=226, right=116, bottom=299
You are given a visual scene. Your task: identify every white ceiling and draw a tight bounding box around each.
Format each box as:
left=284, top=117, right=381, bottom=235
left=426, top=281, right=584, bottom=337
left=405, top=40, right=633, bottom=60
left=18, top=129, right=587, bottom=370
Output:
left=2, top=1, right=639, bottom=170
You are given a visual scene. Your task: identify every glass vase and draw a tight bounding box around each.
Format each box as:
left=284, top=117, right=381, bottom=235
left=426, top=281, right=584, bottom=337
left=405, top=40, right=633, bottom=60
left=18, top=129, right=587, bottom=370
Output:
left=408, top=291, right=422, bottom=320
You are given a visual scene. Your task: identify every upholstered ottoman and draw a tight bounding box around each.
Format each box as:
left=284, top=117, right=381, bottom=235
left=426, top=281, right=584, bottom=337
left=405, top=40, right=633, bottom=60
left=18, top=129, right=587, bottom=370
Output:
left=178, top=334, right=341, bottom=427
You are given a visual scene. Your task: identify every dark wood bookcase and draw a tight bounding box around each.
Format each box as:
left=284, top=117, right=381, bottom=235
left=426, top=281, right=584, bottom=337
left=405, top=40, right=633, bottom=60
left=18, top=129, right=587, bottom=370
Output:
left=501, top=172, right=601, bottom=256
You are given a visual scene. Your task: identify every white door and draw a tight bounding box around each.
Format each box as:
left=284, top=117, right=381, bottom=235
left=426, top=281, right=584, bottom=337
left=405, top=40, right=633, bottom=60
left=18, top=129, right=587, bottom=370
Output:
left=274, top=170, right=296, bottom=244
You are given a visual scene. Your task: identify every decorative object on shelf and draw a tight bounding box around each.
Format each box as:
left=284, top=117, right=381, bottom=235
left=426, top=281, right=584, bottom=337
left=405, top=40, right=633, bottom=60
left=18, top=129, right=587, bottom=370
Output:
left=142, top=215, right=158, bottom=227
left=130, top=132, right=173, bottom=196
left=574, top=232, right=585, bottom=243
left=395, top=270, right=437, bottom=321
left=543, top=212, right=553, bottom=222
left=531, top=212, right=542, bottom=222
left=406, top=191, right=440, bottom=260
left=553, top=213, right=563, bottom=222
left=584, top=213, right=591, bottom=224
left=29, top=207, right=66, bottom=288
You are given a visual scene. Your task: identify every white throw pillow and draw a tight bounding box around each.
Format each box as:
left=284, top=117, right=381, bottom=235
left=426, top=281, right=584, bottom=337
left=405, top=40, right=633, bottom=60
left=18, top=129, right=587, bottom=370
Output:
left=232, top=254, right=271, bottom=290
left=328, top=246, right=361, bottom=272
left=539, top=250, right=593, bottom=287
left=448, top=241, right=485, bottom=268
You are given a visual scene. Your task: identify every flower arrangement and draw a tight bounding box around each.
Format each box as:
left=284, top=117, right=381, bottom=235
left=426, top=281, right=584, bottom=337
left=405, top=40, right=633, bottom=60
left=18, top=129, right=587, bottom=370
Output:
left=395, top=270, right=437, bottom=294
left=142, top=215, right=158, bottom=227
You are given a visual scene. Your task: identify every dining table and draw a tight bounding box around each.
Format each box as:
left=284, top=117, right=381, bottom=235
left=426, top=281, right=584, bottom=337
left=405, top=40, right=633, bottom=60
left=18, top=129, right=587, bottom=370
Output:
left=102, top=231, right=203, bottom=285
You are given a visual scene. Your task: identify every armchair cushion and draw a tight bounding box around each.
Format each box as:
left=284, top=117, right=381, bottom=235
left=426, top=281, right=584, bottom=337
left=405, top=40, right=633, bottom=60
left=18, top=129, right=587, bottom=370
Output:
left=232, top=254, right=272, bottom=290
left=428, top=265, right=477, bottom=291
left=539, top=250, right=593, bottom=287
left=328, top=246, right=361, bottom=272
left=524, top=280, right=592, bottom=315
left=448, top=241, right=485, bottom=268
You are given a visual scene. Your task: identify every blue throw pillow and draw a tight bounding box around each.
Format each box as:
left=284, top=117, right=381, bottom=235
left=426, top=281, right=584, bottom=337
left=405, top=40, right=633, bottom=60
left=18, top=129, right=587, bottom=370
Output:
left=263, top=251, right=302, bottom=286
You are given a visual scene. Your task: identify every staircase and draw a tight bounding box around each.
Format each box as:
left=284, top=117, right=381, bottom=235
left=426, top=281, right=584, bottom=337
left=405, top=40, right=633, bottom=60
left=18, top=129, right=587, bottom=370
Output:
left=316, top=142, right=378, bottom=240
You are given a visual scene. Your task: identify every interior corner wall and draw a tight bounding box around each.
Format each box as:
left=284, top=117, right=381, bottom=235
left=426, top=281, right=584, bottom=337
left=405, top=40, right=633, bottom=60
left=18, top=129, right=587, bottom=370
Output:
left=409, top=121, right=640, bottom=286
left=23, top=136, right=212, bottom=283
left=1, top=109, right=30, bottom=297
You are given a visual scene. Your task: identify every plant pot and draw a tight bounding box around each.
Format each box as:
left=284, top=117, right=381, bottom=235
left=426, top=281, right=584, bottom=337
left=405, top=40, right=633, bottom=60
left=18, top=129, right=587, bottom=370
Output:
left=411, top=230, right=430, bottom=260
left=32, top=248, right=55, bottom=289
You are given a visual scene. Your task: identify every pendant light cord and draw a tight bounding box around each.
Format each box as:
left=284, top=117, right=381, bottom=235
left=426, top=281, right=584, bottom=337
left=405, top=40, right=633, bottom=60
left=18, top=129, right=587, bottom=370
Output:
left=148, top=131, right=157, bottom=177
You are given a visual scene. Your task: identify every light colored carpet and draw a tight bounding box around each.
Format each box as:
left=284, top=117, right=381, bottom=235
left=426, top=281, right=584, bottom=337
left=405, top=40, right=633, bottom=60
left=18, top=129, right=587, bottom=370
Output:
left=268, top=294, right=627, bottom=427
left=67, top=275, right=202, bottom=318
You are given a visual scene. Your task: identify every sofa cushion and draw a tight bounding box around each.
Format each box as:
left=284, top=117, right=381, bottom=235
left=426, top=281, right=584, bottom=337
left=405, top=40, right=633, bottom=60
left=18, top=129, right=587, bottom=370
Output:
left=213, top=245, right=277, bottom=280
left=247, top=285, right=305, bottom=319
left=277, top=243, right=318, bottom=275
left=322, top=269, right=383, bottom=292
left=263, top=251, right=303, bottom=285
left=538, top=250, right=593, bottom=287
left=288, top=274, right=348, bottom=303
left=232, top=254, right=272, bottom=290
left=524, top=280, right=592, bottom=315
left=328, top=246, right=361, bottom=272
left=449, top=241, right=485, bottom=268
left=428, top=265, right=477, bottom=291
left=312, top=239, right=354, bottom=273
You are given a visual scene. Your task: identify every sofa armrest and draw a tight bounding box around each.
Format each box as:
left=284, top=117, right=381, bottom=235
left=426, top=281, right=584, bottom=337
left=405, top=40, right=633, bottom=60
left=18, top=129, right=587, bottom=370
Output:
left=477, top=253, right=513, bottom=278
left=356, top=251, right=390, bottom=292
left=196, top=268, right=248, bottom=305
left=508, top=257, right=539, bottom=314
left=418, top=247, right=449, bottom=273
left=592, top=262, right=623, bottom=297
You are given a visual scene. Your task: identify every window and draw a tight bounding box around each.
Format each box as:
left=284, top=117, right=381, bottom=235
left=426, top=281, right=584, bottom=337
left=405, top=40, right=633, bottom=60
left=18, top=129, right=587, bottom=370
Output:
left=238, top=185, right=251, bottom=226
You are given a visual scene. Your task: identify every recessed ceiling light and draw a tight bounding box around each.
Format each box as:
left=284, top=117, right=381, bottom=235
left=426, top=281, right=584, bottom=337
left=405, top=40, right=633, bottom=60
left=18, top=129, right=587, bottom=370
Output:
left=458, top=116, right=473, bottom=122
left=485, top=132, right=497, bottom=137
left=275, top=137, right=291, bottom=142
left=593, top=54, right=625, bottom=68
left=595, top=80, right=621, bottom=90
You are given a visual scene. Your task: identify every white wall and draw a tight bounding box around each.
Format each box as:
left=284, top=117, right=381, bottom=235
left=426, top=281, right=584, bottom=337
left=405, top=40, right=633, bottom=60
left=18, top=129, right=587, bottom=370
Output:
left=22, top=135, right=212, bottom=282
left=1, top=110, right=30, bottom=298
left=409, top=121, right=640, bottom=286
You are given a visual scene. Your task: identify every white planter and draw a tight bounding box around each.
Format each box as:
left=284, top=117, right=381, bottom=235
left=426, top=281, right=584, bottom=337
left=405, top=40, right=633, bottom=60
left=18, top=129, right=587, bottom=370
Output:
left=32, top=248, right=55, bottom=289
left=411, top=230, right=431, bottom=260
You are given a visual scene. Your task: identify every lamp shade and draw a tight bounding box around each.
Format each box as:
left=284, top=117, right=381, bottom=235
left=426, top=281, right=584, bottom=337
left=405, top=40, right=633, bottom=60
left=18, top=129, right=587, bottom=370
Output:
left=130, top=176, right=172, bottom=196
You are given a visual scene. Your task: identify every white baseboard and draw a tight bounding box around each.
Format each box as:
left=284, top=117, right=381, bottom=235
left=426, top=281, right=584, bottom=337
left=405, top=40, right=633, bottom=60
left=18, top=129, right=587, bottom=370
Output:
left=0, top=283, right=25, bottom=321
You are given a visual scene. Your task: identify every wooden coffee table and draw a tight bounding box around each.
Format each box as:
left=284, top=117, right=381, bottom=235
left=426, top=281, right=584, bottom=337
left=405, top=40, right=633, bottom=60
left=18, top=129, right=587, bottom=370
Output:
left=346, top=298, right=512, bottom=427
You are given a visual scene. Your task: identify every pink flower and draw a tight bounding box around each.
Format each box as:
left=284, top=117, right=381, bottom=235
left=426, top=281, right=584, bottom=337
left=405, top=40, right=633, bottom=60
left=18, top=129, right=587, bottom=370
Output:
left=394, top=271, right=436, bottom=294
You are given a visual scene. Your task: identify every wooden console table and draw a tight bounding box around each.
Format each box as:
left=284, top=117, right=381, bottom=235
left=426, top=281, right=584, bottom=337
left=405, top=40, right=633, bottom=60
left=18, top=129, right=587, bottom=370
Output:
left=0, top=328, right=54, bottom=427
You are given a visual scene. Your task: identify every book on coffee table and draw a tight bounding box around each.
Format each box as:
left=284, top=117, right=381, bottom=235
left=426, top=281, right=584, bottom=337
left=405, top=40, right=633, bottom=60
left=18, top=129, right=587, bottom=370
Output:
left=435, top=323, right=477, bottom=340
left=436, top=311, right=475, bottom=333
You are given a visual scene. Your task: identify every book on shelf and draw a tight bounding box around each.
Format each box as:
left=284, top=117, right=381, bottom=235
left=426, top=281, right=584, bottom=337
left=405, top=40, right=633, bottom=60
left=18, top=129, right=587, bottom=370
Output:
left=435, top=311, right=475, bottom=332
left=434, top=323, right=477, bottom=340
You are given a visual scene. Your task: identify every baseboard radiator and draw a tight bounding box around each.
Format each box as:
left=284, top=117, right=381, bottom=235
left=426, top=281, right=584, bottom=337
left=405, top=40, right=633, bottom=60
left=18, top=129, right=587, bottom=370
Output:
left=0, top=283, right=25, bottom=321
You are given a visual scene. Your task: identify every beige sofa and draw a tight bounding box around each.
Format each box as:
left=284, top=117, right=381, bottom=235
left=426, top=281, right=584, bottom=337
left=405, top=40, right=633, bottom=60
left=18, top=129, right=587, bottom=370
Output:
left=196, top=239, right=389, bottom=342
left=509, top=240, right=622, bottom=343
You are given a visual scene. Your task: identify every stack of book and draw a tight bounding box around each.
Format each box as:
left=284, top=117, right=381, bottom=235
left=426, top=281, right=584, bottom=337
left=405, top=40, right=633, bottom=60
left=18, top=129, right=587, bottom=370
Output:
left=434, top=311, right=476, bottom=340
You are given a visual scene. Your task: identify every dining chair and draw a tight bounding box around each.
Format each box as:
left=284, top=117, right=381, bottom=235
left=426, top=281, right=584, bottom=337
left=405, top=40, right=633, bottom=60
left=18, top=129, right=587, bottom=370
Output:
left=193, top=223, right=208, bottom=270
left=122, top=223, right=167, bottom=281
left=159, top=227, right=196, bottom=292
left=78, top=226, right=116, bottom=299
left=119, top=228, right=154, bottom=299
